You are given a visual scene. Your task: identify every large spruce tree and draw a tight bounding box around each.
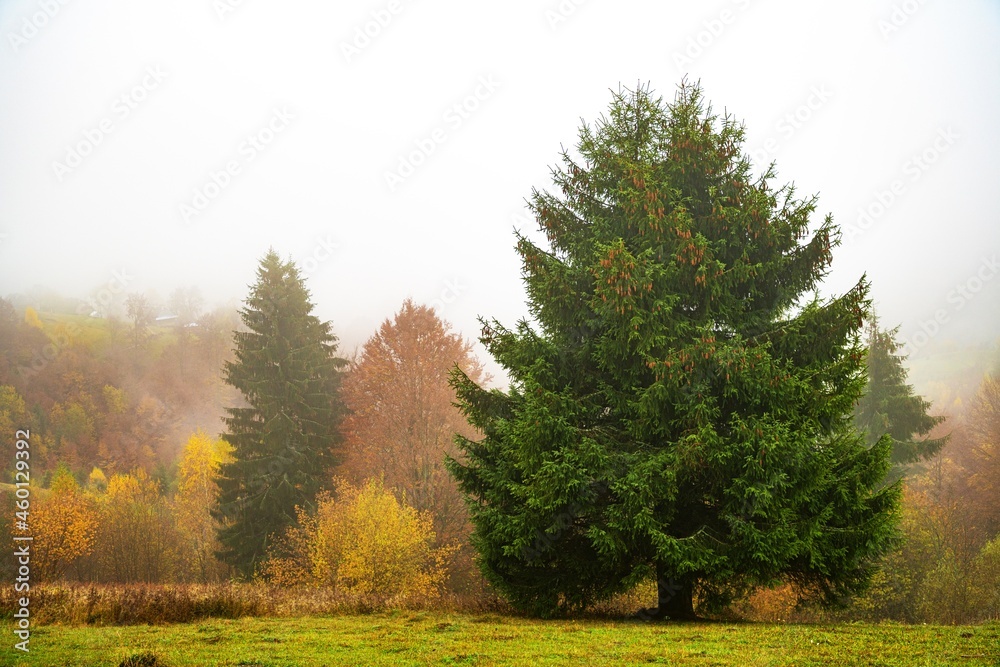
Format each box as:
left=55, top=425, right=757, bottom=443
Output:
left=854, top=315, right=945, bottom=482
left=448, top=82, right=899, bottom=618
left=214, top=249, right=346, bottom=578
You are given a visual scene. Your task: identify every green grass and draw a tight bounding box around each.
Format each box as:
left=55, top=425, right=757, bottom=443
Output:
left=33, top=310, right=189, bottom=357
left=1, top=614, right=997, bottom=667
left=35, top=311, right=113, bottom=349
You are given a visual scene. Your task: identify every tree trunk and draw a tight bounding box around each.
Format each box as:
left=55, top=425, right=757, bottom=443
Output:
left=658, top=575, right=697, bottom=620
left=636, top=566, right=699, bottom=621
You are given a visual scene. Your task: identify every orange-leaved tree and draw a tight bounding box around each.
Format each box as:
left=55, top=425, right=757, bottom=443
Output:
left=339, top=300, right=486, bottom=551
left=969, top=374, right=1000, bottom=537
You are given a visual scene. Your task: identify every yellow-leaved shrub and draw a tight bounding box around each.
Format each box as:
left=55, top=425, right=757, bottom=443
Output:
left=263, top=478, right=455, bottom=606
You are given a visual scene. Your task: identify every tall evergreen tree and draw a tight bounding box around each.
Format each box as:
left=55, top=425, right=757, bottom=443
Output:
left=448, top=82, right=899, bottom=619
left=854, top=315, right=945, bottom=481
left=214, top=250, right=346, bottom=578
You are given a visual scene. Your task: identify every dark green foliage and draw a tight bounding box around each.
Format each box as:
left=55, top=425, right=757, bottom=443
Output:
left=854, top=316, right=946, bottom=481
left=214, top=250, right=346, bottom=579
left=448, top=82, right=900, bottom=618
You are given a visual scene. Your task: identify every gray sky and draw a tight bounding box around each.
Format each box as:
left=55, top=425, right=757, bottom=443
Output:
left=1, top=0, right=998, bottom=391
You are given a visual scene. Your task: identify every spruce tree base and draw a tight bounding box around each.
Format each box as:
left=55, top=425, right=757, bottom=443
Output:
left=635, top=577, right=699, bottom=621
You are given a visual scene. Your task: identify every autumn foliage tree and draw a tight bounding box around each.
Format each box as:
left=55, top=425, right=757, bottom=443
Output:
left=93, top=469, right=178, bottom=583
left=263, top=478, right=454, bottom=605
left=826, top=370, right=1000, bottom=624
left=339, top=299, right=486, bottom=549
left=31, top=465, right=98, bottom=582
left=173, top=430, right=232, bottom=582
left=48, top=401, right=95, bottom=471
left=24, top=306, right=43, bottom=330
left=968, top=373, right=1000, bottom=536
left=0, top=386, right=30, bottom=448
left=95, top=387, right=170, bottom=475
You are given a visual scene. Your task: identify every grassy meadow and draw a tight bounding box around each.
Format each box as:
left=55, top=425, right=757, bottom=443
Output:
left=2, top=613, right=998, bottom=667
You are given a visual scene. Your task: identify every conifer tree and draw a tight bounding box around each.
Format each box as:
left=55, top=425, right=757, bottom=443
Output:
left=854, top=315, right=946, bottom=481
left=214, top=249, right=346, bottom=578
left=448, top=82, right=899, bottom=618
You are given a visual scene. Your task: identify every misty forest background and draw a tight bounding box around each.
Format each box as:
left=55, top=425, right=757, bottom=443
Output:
left=0, top=250, right=1000, bottom=622
left=3, top=257, right=999, bottom=625
left=2, top=85, right=1000, bottom=627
